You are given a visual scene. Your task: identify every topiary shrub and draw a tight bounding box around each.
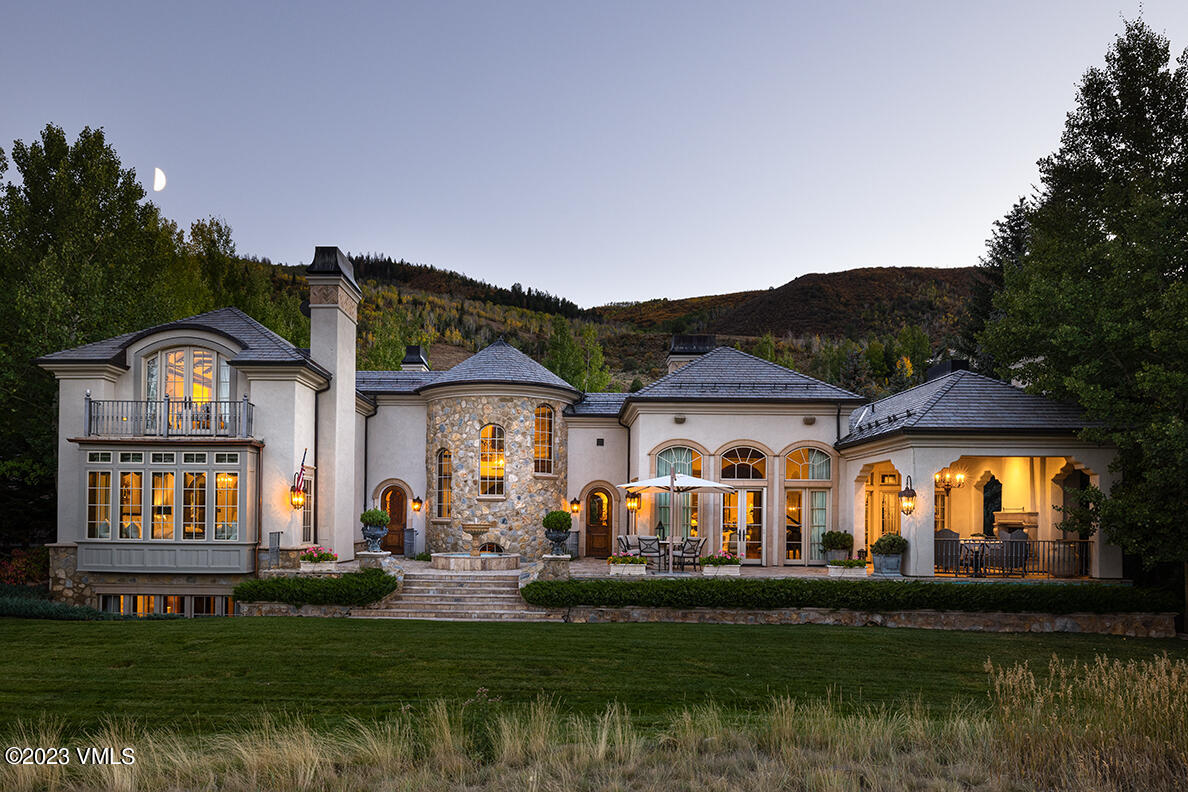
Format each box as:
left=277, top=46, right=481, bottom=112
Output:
left=360, top=509, right=390, bottom=527
left=821, top=531, right=855, bottom=552
left=542, top=510, right=572, bottom=532
left=871, top=533, right=908, bottom=555
left=233, top=568, right=400, bottom=606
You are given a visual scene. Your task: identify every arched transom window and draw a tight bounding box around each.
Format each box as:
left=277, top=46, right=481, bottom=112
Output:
left=145, top=346, right=231, bottom=403
left=656, top=446, right=702, bottom=536
left=785, top=447, right=832, bottom=480
left=435, top=449, right=452, bottom=518
left=479, top=424, right=505, bottom=496
left=533, top=405, right=554, bottom=474
left=721, top=446, right=766, bottom=479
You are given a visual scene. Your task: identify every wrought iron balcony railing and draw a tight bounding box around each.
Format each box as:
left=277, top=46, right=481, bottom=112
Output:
left=85, top=395, right=255, bottom=438
left=934, top=537, right=1092, bottom=579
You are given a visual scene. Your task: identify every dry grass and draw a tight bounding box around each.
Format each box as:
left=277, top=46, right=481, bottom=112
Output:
left=3, top=655, right=1185, bottom=792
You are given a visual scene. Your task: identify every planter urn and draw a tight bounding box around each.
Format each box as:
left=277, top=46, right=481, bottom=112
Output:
left=361, top=524, right=386, bottom=554
left=871, top=553, right=902, bottom=577
left=544, top=528, right=571, bottom=556
left=825, top=549, right=848, bottom=563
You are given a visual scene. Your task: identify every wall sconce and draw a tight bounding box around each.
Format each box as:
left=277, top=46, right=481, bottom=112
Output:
left=934, top=468, right=965, bottom=494
left=411, top=496, right=423, bottom=512
left=290, top=486, right=305, bottom=510
left=569, top=498, right=581, bottom=514
left=625, top=492, right=641, bottom=512
left=898, top=475, right=916, bottom=515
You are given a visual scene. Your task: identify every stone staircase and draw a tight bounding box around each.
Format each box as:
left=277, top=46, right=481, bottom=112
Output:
left=354, top=571, right=563, bottom=622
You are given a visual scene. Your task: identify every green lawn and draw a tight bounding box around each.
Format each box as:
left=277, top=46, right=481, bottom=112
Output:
left=1, top=617, right=1184, bottom=735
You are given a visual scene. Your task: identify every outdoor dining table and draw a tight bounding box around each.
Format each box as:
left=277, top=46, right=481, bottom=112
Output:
left=959, top=537, right=999, bottom=577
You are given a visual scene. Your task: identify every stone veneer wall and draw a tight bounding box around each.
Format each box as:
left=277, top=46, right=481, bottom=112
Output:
left=425, top=393, right=569, bottom=559
left=49, top=545, right=252, bottom=607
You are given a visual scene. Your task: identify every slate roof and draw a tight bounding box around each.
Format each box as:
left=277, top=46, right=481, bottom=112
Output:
left=630, top=347, right=864, bottom=404
left=355, top=370, right=441, bottom=395
left=412, top=339, right=577, bottom=395
left=835, top=369, right=1089, bottom=449
left=36, top=307, right=329, bottom=377
left=565, top=392, right=630, bottom=417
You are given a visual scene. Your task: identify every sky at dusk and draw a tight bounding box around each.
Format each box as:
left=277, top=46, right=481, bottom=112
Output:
left=3, top=1, right=1187, bottom=306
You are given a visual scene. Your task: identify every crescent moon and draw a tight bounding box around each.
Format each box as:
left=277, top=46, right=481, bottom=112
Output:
left=153, top=167, right=167, bottom=192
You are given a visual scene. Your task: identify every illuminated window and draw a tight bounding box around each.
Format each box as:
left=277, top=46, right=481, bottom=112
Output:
left=151, top=472, right=175, bottom=539
left=785, top=447, right=832, bottom=480
left=161, top=595, right=184, bottom=614
left=87, top=471, right=111, bottom=539
left=214, top=471, right=238, bottom=540
left=436, top=450, right=452, bottom=518
left=533, top=405, right=554, bottom=474
left=119, top=471, right=142, bottom=539
left=656, top=447, right=701, bottom=536
left=479, top=424, right=505, bottom=496
left=721, top=446, right=766, bottom=479
left=183, top=472, right=206, bottom=540
left=145, top=347, right=234, bottom=433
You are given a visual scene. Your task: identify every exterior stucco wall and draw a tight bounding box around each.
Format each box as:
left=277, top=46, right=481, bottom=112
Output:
left=566, top=419, right=629, bottom=555
left=424, top=391, right=570, bottom=558
left=366, top=398, right=429, bottom=555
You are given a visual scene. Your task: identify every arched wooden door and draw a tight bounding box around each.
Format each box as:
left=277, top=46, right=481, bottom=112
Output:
left=381, top=487, right=406, bottom=555
left=585, top=488, right=612, bottom=558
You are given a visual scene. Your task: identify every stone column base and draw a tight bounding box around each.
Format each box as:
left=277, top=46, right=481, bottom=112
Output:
left=539, top=554, right=571, bottom=581
left=357, top=551, right=391, bottom=570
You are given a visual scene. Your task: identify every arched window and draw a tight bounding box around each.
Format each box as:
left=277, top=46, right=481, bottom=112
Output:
left=533, top=405, right=554, bottom=474
left=479, top=424, right=505, bottom=496
left=785, top=447, right=832, bottom=480
left=145, top=346, right=232, bottom=403
left=656, top=446, right=702, bottom=536
left=721, top=446, right=766, bottom=479
left=435, top=449, right=452, bottom=518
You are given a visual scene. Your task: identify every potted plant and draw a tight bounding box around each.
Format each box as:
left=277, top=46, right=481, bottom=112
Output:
left=542, top=510, right=572, bottom=556
left=820, top=530, right=854, bottom=562
left=701, top=551, right=742, bottom=576
left=870, top=533, right=908, bottom=577
left=827, top=558, right=868, bottom=579
left=360, top=508, right=390, bottom=554
left=606, top=553, right=648, bottom=576
left=298, top=546, right=338, bottom=572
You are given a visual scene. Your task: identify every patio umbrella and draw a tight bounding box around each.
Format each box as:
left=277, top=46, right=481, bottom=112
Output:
left=616, top=472, right=735, bottom=542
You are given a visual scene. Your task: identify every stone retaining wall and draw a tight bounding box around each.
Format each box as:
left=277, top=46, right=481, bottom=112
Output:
left=238, top=602, right=354, bottom=617
left=49, top=544, right=250, bottom=607
left=561, top=605, right=1177, bottom=638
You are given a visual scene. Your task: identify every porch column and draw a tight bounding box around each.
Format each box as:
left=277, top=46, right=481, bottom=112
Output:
left=901, top=451, right=940, bottom=578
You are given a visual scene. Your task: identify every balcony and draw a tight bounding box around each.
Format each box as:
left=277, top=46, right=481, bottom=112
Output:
left=85, top=396, right=255, bottom=438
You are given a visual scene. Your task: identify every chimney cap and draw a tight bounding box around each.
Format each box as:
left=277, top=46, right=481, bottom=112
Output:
left=401, top=344, right=430, bottom=371
left=669, top=334, right=717, bottom=356
left=307, top=246, right=359, bottom=291
left=925, top=358, right=970, bottom=381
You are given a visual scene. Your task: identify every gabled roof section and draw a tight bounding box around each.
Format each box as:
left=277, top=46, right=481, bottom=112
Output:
left=836, top=369, right=1089, bottom=449
left=631, top=347, right=864, bottom=404
left=565, top=392, right=630, bottom=417
left=355, top=369, right=441, bottom=395
left=37, top=307, right=326, bottom=377
left=418, top=339, right=578, bottom=395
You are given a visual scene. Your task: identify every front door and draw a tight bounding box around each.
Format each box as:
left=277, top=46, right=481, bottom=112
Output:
left=381, top=487, right=406, bottom=555
left=722, top=489, right=765, bottom=564
left=585, top=488, right=612, bottom=558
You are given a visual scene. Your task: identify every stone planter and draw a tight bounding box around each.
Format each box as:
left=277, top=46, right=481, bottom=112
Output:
left=299, top=561, right=337, bottom=573
left=827, top=565, right=868, bottom=579
left=871, top=553, right=902, bottom=577
left=825, top=549, right=849, bottom=563
left=608, top=563, right=647, bottom=577
left=703, top=565, right=741, bottom=577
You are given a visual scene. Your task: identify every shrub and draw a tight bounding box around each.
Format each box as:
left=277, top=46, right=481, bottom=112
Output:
left=298, top=546, right=338, bottom=563
left=701, top=551, right=740, bottom=566
left=0, top=596, right=180, bottom=620
left=0, top=546, right=50, bottom=585
left=519, top=577, right=1180, bottom=615
left=607, top=553, right=647, bottom=565
left=871, top=534, right=908, bottom=555
left=413, top=552, right=432, bottom=562
left=542, top=510, right=572, bottom=532
left=360, top=508, right=389, bottom=527
left=233, top=568, right=400, bottom=606
left=821, top=531, right=854, bottom=552
left=0, top=582, right=50, bottom=600
left=828, top=559, right=867, bottom=568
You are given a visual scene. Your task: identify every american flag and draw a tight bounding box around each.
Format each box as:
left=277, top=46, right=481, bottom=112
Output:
left=294, top=448, right=308, bottom=494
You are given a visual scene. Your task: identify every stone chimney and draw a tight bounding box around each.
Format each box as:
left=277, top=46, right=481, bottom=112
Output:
left=307, top=246, right=361, bottom=561
left=401, top=345, right=430, bottom=372
left=666, top=334, right=716, bottom=373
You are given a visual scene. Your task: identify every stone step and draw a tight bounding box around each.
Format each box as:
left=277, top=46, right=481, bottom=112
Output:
left=397, top=592, right=524, bottom=603
left=386, top=599, right=534, bottom=612
left=400, top=583, right=519, bottom=592
left=355, top=608, right=563, bottom=622
left=399, top=587, right=519, bottom=597
left=402, top=578, right=520, bottom=586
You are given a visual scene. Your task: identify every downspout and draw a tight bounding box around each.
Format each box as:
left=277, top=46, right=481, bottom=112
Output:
left=836, top=402, right=842, bottom=443
left=312, top=376, right=332, bottom=544
left=253, top=440, right=262, bottom=575
left=363, top=399, right=376, bottom=510
left=618, top=405, right=632, bottom=534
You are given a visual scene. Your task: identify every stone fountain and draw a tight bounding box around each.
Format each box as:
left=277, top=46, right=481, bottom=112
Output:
left=430, top=522, right=520, bottom=571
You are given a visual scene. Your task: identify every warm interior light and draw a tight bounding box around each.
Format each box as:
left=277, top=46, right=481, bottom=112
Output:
left=899, top=475, right=917, bottom=515
left=290, top=486, right=305, bottom=509
left=411, top=496, right=423, bottom=512
left=934, top=467, right=965, bottom=493
left=215, top=471, right=235, bottom=489
left=569, top=498, right=581, bottom=514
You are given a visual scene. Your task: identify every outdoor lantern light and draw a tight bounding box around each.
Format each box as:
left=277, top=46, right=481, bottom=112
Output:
left=411, top=496, right=423, bottom=512
left=898, top=475, right=917, bottom=515
left=625, top=492, right=641, bottom=512
left=290, top=485, right=305, bottom=509
left=569, top=498, right=581, bottom=514
left=934, top=467, right=966, bottom=493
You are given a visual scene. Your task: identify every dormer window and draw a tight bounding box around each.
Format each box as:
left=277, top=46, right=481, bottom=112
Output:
left=145, top=347, right=232, bottom=403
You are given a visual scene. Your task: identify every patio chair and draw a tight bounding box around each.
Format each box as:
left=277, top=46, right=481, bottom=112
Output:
left=1003, top=530, right=1029, bottom=576
left=637, top=536, right=664, bottom=570
left=933, top=528, right=959, bottom=573
left=616, top=536, right=640, bottom=556
left=672, top=537, right=705, bottom=571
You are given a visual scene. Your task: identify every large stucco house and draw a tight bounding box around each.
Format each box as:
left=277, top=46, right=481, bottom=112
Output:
left=37, top=248, right=1124, bottom=615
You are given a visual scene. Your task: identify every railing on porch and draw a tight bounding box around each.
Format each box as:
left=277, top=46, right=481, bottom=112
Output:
left=934, top=537, right=1092, bottom=579
left=85, top=395, right=255, bottom=438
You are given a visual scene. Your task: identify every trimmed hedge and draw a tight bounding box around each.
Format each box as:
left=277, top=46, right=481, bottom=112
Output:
left=0, top=596, right=179, bottom=621
left=519, top=578, right=1181, bottom=615
left=233, top=568, right=400, bottom=606
left=0, top=582, right=50, bottom=600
